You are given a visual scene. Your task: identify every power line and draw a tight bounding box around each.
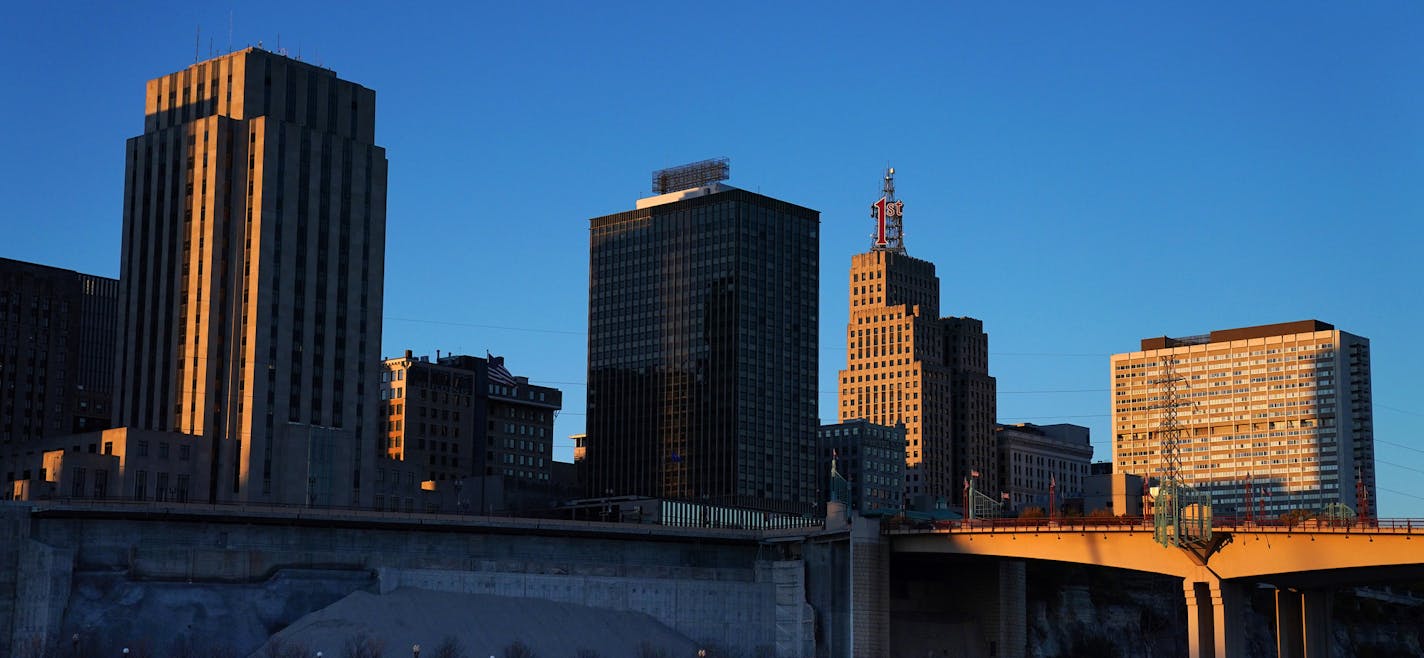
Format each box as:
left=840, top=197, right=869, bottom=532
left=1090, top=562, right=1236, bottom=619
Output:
left=1380, top=486, right=1424, bottom=502
left=383, top=315, right=1113, bottom=360
left=1377, top=438, right=1424, bottom=456
left=1378, top=459, right=1424, bottom=477
left=384, top=316, right=583, bottom=336
left=1378, top=404, right=1424, bottom=418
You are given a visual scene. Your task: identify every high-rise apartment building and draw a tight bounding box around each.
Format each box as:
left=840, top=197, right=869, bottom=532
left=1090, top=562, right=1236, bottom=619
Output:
left=585, top=161, right=819, bottom=512
left=836, top=170, right=997, bottom=508
left=114, top=49, right=387, bottom=506
left=1111, top=320, right=1374, bottom=516
left=0, top=258, right=118, bottom=451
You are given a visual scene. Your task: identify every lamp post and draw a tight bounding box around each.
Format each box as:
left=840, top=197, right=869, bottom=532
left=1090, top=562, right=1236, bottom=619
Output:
left=70, top=634, right=78, bottom=656
left=412, top=644, right=421, bottom=658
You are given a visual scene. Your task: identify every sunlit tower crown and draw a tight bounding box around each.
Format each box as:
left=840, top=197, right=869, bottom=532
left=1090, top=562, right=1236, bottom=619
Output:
left=870, top=167, right=906, bottom=254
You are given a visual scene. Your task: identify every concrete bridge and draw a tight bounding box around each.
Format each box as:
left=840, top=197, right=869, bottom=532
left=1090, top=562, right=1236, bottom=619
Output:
left=888, top=518, right=1424, bottom=658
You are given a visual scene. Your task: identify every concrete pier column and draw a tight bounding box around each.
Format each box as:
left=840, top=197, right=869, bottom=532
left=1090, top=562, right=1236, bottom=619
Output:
left=1302, top=589, right=1332, bottom=658
left=1208, top=580, right=1246, bottom=658
left=1183, top=578, right=1245, bottom=658
left=850, top=516, right=888, bottom=658
left=1184, top=581, right=1213, bottom=658
left=995, top=560, right=1026, bottom=658
left=1275, top=589, right=1304, bottom=658
left=1276, top=588, right=1333, bottom=658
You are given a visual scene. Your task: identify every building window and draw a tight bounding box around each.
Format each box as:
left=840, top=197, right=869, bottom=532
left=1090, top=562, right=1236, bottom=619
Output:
left=71, top=468, right=87, bottom=498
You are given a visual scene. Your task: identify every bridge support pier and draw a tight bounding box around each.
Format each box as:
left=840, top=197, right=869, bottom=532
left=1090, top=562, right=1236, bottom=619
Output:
left=1275, top=588, right=1332, bottom=658
left=1183, top=577, right=1246, bottom=658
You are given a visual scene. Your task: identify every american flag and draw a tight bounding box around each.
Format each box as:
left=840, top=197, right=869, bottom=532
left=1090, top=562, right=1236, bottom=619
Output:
left=486, top=352, right=517, bottom=387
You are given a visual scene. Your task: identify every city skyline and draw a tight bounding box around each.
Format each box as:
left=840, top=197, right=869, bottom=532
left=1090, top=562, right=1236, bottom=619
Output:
left=1, top=3, right=1420, bottom=514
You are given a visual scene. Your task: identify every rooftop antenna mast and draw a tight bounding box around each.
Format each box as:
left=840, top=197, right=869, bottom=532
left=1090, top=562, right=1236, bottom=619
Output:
left=195, top=25, right=201, bottom=63
left=870, top=167, right=906, bottom=254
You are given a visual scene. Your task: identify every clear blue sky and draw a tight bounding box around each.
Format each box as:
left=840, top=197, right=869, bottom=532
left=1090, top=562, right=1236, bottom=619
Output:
left=2, top=2, right=1421, bottom=514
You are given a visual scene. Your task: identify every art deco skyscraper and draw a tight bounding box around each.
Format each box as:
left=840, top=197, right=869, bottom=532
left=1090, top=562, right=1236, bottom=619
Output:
left=585, top=160, right=819, bottom=512
left=837, top=169, right=997, bottom=509
left=114, top=49, right=387, bottom=506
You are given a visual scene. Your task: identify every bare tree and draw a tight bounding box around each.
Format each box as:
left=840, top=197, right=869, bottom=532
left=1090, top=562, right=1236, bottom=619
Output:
left=344, top=632, right=386, bottom=658
left=503, top=640, right=536, bottom=658
left=263, top=637, right=315, bottom=658
left=433, top=636, right=466, bottom=658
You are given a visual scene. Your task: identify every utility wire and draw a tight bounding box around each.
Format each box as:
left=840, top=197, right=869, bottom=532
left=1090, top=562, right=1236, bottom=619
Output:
left=1378, top=404, right=1424, bottom=418
left=1380, top=486, right=1424, bottom=502
left=1377, top=438, right=1424, bottom=456
left=385, top=316, right=583, bottom=336
left=1377, top=459, right=1424, bottom=477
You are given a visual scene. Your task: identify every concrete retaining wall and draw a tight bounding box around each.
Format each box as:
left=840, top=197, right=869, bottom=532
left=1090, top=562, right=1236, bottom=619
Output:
left=10, top=541, right=74, bottom=656
left=1, top=508, right=824, bottom=657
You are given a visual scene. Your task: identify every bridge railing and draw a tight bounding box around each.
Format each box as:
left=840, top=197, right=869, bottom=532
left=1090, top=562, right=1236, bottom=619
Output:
left=884, top=515, right=1424, bottom=535
left=1209, top=516, right=1424, bottom=534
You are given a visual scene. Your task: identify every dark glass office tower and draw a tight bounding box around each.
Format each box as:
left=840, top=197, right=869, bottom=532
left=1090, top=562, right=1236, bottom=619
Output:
left=586, top=182, right=819, bottom=512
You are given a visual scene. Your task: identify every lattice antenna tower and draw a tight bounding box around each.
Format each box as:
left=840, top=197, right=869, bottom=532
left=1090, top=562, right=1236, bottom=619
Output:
left=1147, top=353, right=1216, bottom=550
left=1151, top=356, right=1187, bottom=488
left=870, top=167, right=906, bottom=254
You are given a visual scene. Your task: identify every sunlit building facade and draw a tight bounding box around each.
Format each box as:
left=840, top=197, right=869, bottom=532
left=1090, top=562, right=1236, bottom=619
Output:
left=1111, top=320, right=1375, bottom=516
left=835, top=173, right=997, bottom=509
left=997, top=422, right=1092, bottom=512
left=114, top=48, right=387, bottom=506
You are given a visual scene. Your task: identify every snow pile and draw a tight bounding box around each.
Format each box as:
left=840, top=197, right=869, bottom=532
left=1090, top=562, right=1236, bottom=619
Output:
left=252, top=587, right=700, bottom=657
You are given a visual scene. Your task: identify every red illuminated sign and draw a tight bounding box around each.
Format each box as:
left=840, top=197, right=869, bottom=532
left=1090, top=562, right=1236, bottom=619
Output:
left=873, top=198, right=904, bottom=246
left=874, top=198, right=887, bottom=246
